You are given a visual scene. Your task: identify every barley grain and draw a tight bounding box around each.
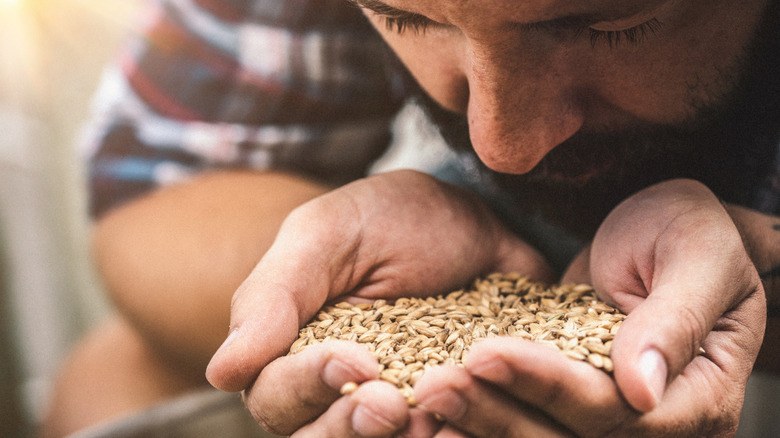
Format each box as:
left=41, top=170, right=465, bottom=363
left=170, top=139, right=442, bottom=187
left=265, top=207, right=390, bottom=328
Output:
left=340, top=381, right=358, bottom=396
left=289, top=273, right=628, bottom=405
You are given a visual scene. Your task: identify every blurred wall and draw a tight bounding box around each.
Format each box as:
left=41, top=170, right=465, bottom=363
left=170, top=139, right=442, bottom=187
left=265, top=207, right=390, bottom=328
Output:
left=0, top=0, right=140, bottom=431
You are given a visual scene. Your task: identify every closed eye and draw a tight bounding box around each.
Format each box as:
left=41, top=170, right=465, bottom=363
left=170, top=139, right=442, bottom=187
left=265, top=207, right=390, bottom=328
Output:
left=584, top=18, right=663, bottom=48
left=353, top=0, right=664, bottom=46
left=521, top=16, right=663, bottom=49
left=348, top=0, right=442, bottom=35
left=380, top=13, right=437, bottom=34
left=381, top=13, right=663, bottom=46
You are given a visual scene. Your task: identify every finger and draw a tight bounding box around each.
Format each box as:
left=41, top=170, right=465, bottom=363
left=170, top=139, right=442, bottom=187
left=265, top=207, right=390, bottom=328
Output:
left=627, top=281, right=768, bottom=435
left=559, top=245, right=592, bottom=285
left=431, top=425, right=468, bottom=438
left=401, top=407, right=445, bottom=438
left=619, top=354, right=741, bottom=436
left=703, top=281, right=766, bottom=375
left=494, top=236, right=556, bottom=284
left=463, top=338, right=636, bottom=436
left=204, top=269, right=316, bottom=392
left=293, top=380, right=409, bottom=438
left=242, top=341, right=379, bottom=435
left=206, top=198, right=364, bottom=391
left=415, top=364, right=574, bottom=438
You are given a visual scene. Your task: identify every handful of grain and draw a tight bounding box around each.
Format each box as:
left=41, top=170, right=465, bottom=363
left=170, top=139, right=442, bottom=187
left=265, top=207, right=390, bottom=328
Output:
left=289, top=272, right=626, bottom=404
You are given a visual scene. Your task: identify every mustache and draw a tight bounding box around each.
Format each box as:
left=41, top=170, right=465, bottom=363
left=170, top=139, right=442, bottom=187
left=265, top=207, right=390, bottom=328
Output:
left=411, top=89, right=697, bottom=184
left=408, top=88, right=744, bottom=239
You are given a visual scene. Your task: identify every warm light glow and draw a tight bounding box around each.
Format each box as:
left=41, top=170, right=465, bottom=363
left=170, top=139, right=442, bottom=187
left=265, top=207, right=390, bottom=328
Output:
left=0, top=0, right=142, bottom=110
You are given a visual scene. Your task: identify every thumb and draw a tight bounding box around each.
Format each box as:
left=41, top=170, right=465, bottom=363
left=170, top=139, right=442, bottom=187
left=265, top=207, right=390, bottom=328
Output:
left=585, top=179, right=757, bottom=412
left=559, top=244, right=592, bottom=285
left=604, top=240, right=755, bottom=413
left=205, top=251, right=327, bottom=392
left=203, top=290, right=302, bottom=392
left=206, top=202, right=361, bottom=392
left=607, top=284, right=706, bottom=413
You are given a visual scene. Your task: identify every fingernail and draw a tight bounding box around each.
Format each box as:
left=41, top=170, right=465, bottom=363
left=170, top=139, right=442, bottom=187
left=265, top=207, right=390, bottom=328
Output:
left=638, top=348, right=667, bottom=409
left=352, top=404, right=396, bottom=437
left=211, top=328, right=239, bottom=361
left=420, top=389, right=466, bottom=421
left=206, top=329, right=240, bottom=383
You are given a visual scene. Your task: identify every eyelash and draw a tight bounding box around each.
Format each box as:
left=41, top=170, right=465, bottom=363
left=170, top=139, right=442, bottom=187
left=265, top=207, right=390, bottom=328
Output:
left=380, top=14, right=434, bottom=34
left=584, top=19, right=663, bottom=48
left=380, top=15, right=662, bottom=48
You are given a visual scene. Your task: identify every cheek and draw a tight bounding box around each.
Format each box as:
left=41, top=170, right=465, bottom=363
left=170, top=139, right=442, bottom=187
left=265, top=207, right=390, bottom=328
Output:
left=587, top=1, right=762, bottom=126
left=583, top=57, right=695, bottom=126
left=588, top=52, right=728, bottom=126
left=381, top=34, right=469, bottom=113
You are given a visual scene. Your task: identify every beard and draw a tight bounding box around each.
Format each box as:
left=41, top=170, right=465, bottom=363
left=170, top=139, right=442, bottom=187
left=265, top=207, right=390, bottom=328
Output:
left=415, top=92, right=736, bottom=238
left=403, top=2, right=780, bottom=239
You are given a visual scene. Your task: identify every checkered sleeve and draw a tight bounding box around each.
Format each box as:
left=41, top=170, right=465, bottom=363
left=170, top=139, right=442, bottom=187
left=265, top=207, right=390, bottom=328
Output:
left=81, top=0, right=409, bottom=218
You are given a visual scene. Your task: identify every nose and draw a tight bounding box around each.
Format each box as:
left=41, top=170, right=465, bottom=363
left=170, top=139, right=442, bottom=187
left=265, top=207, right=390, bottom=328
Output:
left=464, top=37, right=584, bottom=174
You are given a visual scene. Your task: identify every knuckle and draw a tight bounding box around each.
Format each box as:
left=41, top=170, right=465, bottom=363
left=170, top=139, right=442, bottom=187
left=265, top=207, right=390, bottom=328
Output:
left=673, top=304, right=708, bottom=354
left=531, top=375, right=567, bottom=411
left=612, top=391, right=741, bottom=438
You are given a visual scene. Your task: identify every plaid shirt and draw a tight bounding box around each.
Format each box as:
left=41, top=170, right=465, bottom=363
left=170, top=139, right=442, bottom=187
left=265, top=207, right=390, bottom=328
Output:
left=82, top=0, right=409, bottom=217
left=82, top=0, right=780, bottom=219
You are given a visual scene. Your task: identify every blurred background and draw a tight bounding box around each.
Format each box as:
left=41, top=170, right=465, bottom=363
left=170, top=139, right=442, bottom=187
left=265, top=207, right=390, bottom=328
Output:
left=0, top=1, right=778, bottom=437
left=0, top=0, right=139, bottom=435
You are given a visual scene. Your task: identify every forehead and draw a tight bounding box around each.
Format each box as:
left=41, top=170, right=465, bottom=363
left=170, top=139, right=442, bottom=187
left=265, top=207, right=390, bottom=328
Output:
left=372, top=0, right=671, bottom=24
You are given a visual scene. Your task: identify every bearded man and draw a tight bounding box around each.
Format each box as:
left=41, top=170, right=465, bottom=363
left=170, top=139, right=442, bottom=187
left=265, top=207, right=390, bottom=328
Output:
left=44, top=0, right=779, bottom=436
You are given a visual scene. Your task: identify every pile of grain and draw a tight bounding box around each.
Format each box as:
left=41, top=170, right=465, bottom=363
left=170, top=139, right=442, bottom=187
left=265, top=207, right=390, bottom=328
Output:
left=289, top=272, right=626, bottom=404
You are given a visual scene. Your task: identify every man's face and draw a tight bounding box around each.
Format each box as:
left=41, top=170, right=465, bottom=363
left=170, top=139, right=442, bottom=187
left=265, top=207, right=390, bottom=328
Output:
left=352, top=0, right=770, bottom=177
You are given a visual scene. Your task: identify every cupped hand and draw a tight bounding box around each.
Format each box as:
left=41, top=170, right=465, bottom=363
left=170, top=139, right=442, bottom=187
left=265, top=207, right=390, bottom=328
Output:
left=564, top=178, right=766, bottom=416
left=205, top=169, right=554, bottom=435
left=412, top=178, right=766, bottom=437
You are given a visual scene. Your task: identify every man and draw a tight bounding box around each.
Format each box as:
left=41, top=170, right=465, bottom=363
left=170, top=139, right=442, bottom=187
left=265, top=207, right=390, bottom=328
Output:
left=44, top=0, right=779, bottom=436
